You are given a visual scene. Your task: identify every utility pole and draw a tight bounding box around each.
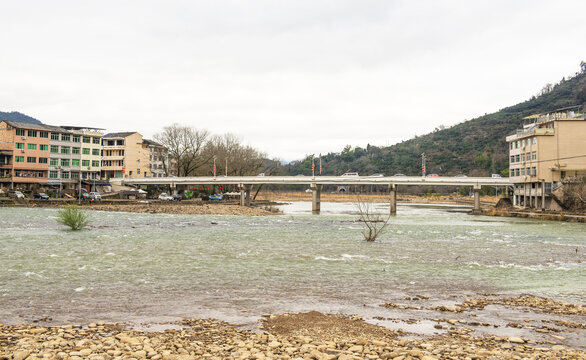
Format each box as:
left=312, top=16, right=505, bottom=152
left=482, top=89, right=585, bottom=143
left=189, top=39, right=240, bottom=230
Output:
left=213, top=156, right=216, bottom=178
left=319, top=154, right=322, bottom=176
left=225, top=158, right=228, bottom=177
left=312, top=156, right=315, bottom=178
left=421, top=153, right=426, bottom=177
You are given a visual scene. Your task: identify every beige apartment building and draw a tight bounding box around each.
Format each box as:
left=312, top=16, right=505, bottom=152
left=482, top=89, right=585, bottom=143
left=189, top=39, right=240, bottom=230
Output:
left=506, top=106, right=586, bottom=209
left=101, top=132, right=150, bottom=179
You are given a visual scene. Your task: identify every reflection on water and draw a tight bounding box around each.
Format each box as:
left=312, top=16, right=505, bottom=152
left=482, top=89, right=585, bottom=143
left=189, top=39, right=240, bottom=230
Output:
left=0, top=203, right=584, bottom=325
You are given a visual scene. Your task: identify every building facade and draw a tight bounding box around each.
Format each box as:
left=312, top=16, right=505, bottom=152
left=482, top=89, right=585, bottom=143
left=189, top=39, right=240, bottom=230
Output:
left=0, top=121, right=50, bottom=190
left=62, top=126, right=103, bottom=182
left=506, top=106, right=586, bottom=209
left=143, top=139, right=170, bottom=177
left=101, top=132, right=151, bottom=179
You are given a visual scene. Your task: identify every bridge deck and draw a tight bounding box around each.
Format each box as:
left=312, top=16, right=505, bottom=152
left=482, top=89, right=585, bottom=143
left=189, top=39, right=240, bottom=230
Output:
left=116, top=175, right=510, bottom=187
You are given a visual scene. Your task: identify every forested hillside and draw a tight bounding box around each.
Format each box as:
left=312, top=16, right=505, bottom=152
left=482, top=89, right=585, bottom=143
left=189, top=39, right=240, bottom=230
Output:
left=285, top=66, right=586, bottom=177
left=0, top=111, right=42, bottom=124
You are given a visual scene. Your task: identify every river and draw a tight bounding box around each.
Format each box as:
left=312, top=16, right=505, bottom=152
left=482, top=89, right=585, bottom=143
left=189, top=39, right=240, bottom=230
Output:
left=0, top=202, right=584, bottom=328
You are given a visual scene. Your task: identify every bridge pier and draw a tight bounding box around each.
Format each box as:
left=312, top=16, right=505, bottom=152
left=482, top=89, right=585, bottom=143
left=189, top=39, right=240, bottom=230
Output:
left=170, top=183, right=177, bottom=195
left=389, top=184, right=397, bottom=215
left=311, top=184, right=322, bottom=214
left=472, top=184, right=481, bottom=214
left=239, top=184, right=251, bottom=206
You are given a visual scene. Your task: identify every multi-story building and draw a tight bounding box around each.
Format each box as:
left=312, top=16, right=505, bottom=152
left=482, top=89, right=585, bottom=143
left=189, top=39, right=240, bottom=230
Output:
left=506, top=106, right=586, bottom=209
left=101, top=132, right=150, bottom=179
left=0, top=121, right=51, bottom=190
left=62, top=126, right=103, bottom=182
left=143, top=139, right=171, bottom=177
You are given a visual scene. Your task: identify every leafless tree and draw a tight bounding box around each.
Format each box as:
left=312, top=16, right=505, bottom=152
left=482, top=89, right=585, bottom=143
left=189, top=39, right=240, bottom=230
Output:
left=203, top=134, right=267, bottom=176
left=154, top=124, right=211, bottom=176
left=355, top=195, right=391, bottom=241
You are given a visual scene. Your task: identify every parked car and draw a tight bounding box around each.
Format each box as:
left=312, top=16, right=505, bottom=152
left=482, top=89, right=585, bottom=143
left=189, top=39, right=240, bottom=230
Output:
left=257, top=173, right=265, bottom=177
left=158, top=193, right=173, bottom=201
left=11, top=191, right=25, bottom=199
left=171, top=194, right=182, bottom=201
left=370, top=173, right=385, bottom=177
left=341, top=172, right=359, bottom=177
left=32, top=192, right=49, bottom=200
left=491, top=174, right=502, bottom=178
left=209, top=194, right=223, bottom=200
left=427, top=174, right=439, bottom=177
left=79, top=192, right=90, bottom=200
left=88, top=192, right=101, bottom=201
left=393, top=174, right=406, bottom=177
left=455, top=174, right=468, bottom=178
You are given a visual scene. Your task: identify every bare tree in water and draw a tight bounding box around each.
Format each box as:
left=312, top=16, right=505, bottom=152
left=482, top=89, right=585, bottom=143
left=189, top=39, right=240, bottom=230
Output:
left=355, top=195, right=391, bottom=241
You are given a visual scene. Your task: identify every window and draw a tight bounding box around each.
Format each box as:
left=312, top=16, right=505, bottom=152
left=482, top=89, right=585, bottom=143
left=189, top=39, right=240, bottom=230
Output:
left=82, top=160, right=90, bottom=167
left=92, top=149, right=100, bottom=156
left=61, top=134, right=70, bottom=142
left=15, top=156, right=24, bottom=163
left=515, top=154, right=520, bottom=163
left=82, top=148, right=90, bottom=155
left=117, top=140, right=124, bottom=146
left=50, top=145, right=59, bottom=153
left=15, top=143, right=24, bottom=149
left=71, top=172, right=79, bottom=179
left=92, top=160, right=100, bottom=167
left=521, top=153, right=525, bottom=162
left=72, top=159, right=80, bottom=166
left=92, top=137, right=100, bottom=144
left=50, top=158, right=58, bottom=166
left=27, top=157, right=36, bottom=163
left=61, top=159, right=70, bottom=167
left=40, top=144, right=48, bottom=151
left=516, top=141, right=520, bottom=149
left=106, top=140, right=115, bottom=146
left=61, top=171, right=69, bottom=179
left=532, top=151, right=536, bottom=160
left=72, top=147, right=80, bottom=154
left=531, top=167, right=536, bottom=176
left=510, top=156, right=514, bottom=163
left=510, top=143, right=514, bottom=150
left=83, top=136, right=91, bottom=143
left=521, top=139, right=525, bottom=147
left=49, top=171, right=58, bottom=179
left=61, top=146, right=70, bottom=154
left=39, top=131, right=48, bottom=138
left=515, top=169, right=520, bottom=177
left=72, top=135, right=80, bottom=143
left=16, top=129, right=25, bottom=136
left=27, top=144, right=37, bottom=150
left=533, top=137, right=537, bottom=145
left=39, top=157, right=48, bottom=164
left=51, top=133, right=60, bottom=140
left=521, top=168, right=525, bottom=176
left=27, top=130, right=37, bottom=137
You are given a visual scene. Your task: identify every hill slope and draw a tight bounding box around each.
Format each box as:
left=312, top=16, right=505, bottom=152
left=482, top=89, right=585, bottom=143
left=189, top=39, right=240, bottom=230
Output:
left=286, top=69, right=586, bottom=177
left=0, top=111, right=43, bottom=124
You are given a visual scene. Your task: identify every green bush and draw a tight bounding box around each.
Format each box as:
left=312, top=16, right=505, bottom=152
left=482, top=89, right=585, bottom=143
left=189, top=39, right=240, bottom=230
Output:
left=57, top=205, right=90, bottom=231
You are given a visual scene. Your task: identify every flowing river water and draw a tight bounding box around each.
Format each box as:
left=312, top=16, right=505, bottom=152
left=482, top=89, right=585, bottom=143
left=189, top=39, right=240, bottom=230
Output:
left=0, top=202, right=584, bottom=330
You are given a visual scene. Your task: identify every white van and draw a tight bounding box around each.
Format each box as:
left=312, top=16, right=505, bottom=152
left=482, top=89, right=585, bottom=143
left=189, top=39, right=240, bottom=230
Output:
left=341, top=172, right=359, bottom=177
left=491, top=174, right=502, bottom=178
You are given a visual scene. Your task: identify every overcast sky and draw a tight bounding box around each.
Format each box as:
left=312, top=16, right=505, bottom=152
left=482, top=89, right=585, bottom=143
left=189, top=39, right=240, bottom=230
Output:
left=1, top=1, right=585, bottom=161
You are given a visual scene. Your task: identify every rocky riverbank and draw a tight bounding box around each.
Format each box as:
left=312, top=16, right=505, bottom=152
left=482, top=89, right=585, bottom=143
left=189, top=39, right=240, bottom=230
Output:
left=1, top=295, right=584, bottom=360
left=85, top=203, right=278, bottom=216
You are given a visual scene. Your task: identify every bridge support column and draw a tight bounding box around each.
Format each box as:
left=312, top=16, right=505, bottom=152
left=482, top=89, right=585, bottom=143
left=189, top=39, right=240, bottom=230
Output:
left=171, top=183, right=177, bottom=195
left=389, top=184, right=397, bottom=215
left=239, top=184, right=251, bottom=206
left=541, top=180, right=545, bottom=211
left=311, top=184, right=322, bottom=214
left=472, top=184, right=482, bottom=214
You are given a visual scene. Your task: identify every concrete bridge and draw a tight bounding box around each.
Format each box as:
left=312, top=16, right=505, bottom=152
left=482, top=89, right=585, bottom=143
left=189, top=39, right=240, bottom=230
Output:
left=114, top=175, right=511, bottom=214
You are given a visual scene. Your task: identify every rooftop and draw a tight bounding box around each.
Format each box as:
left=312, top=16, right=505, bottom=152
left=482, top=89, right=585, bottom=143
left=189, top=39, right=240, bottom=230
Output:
left=103, top=132, right=140, bottom=139
left=1, top=120, right=69, bottom=133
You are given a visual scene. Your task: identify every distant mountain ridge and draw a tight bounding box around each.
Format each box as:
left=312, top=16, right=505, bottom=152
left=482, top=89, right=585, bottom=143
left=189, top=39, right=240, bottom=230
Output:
left=0, top=111, right=43, bottom=124
left=285, top=66, right=586, bottom=177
